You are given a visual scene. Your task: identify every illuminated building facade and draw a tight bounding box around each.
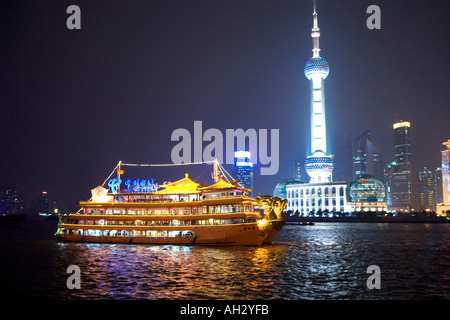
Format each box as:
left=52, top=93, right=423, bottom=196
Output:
left=436, top=139, right=450, bottom=215
left=348, top=175, right=387, bottom=212
left=286, top=0, right=349, bottom=216
left=434, top=167, right=443, bottom=207
left=286, top=182, right=349, bottom=215
left=234, top=151, right=253, bottom=196
left=418, top=167, right=434, bottom=211
left=386, top=121, right=413, bottom=211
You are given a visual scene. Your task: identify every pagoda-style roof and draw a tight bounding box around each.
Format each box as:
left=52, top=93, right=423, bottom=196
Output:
left=155, top=173, right=206, bottom=195
left=200, top=178, right=251, bottom=192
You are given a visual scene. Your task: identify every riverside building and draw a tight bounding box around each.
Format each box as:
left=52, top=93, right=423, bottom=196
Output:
left=436, top=139, right=450, bottom=215
left=386, top=121, right=413, bottom=211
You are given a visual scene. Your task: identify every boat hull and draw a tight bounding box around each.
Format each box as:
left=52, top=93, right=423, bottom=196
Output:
left=263, top=219, right=285, bottom=243
left=57, top=223, right=271, bottom=246
left=56, top=234, right=196, bottom=245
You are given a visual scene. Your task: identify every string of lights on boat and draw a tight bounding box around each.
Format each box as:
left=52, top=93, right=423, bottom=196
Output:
left=72, top=160, right=236, bottom=214
left=101, top=159, right=236, bottom=189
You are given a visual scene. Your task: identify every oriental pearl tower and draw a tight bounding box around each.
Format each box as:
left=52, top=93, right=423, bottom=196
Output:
left=304, top=0, right=333, bottom=183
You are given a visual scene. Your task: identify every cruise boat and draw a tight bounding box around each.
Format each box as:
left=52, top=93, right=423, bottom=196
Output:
left=55, top=160, right=286, bottom=245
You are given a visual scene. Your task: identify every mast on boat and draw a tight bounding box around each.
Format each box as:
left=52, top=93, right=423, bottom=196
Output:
left=212, top=159, right=223, bottom=183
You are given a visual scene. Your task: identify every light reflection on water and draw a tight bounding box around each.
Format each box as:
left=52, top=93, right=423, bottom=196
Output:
left=1, top=218, right=450, bottom=300
left=56, top=243, right=291, bottom=300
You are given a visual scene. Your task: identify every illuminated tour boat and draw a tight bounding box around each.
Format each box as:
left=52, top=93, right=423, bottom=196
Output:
left=55, top=160, right=286, bottom=245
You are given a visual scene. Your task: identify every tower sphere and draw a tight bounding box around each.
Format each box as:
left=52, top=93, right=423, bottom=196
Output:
left=305, top=151, right=334, bottom=182
left=304, top=57, right=329, bottom=80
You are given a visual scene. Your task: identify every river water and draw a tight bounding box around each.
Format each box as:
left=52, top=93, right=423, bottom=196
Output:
left=1, top=216, right=449, bottom=300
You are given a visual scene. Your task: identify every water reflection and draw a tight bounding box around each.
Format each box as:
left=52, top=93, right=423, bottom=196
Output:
left=57, top=243, right=291, bottom=299
left=53, top=224, right=450, bottom=299
left=5, top=220, right=449, bottom=300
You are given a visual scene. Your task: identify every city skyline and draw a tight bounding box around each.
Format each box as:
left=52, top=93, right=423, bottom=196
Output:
left=1, top=0, right=449, bottom=211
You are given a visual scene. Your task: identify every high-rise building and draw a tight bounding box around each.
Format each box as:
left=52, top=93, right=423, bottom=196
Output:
left=234, top=151, right=253, bottom=196
left=0, top=187, right=25, bottom=215
left=386, top=121, right=413, bottom=211
left=352, top=130, right=384, bottom=181
left=437, top=139, right=450, bottom=215
left=418, top=167, right=434, bottom=211
left=393, top=121, right=412, bottom=163
left=286, top=0, right=349, bottom=215
left=434, top=167, right=443, bottom=206
left=39, top=191, right=50, bottom=215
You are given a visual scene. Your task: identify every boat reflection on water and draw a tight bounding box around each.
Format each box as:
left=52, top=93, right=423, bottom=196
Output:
left=3, top=219, right=450, bottom=300
left=57, top=242, right=288, bottom=300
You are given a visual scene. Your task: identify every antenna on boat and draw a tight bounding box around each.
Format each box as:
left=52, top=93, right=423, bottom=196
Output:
left=212, top=159, right=222, bottom=182
left=211, top=159, right=237, bottom=183
left=116, top=160, right=124, bottom=192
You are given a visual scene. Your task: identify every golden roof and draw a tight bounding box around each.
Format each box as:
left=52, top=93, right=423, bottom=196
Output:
left=443, top=139, right=450, bottom=150
left=201, top=177, right=251, bottom=192
left=155, top=173, right=206, bottom=195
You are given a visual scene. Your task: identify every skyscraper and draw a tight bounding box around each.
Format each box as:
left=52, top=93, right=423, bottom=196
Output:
left=352, top=130, right=384, bottom=181
left=418, top=167, right=434, bottom=211
left=436, top=139, right=450, bottom=215
left=234, top=150, right=253, bottom=196
left=303, top=0, right=333, bottom=183
left=386, top=121, right=413, bottom=211
left=434, top=167, right=443, bottom=206
left=39, top=191, right=50, bottom=215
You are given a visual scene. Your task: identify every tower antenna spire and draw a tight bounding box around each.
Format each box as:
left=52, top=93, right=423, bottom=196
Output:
left=311, top=0, right=320, bottom=57
left=304, top=0, right=333, bottom=183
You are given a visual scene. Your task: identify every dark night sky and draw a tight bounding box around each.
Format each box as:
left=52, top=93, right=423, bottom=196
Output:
left=1, top=0, right=449, bottom=212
